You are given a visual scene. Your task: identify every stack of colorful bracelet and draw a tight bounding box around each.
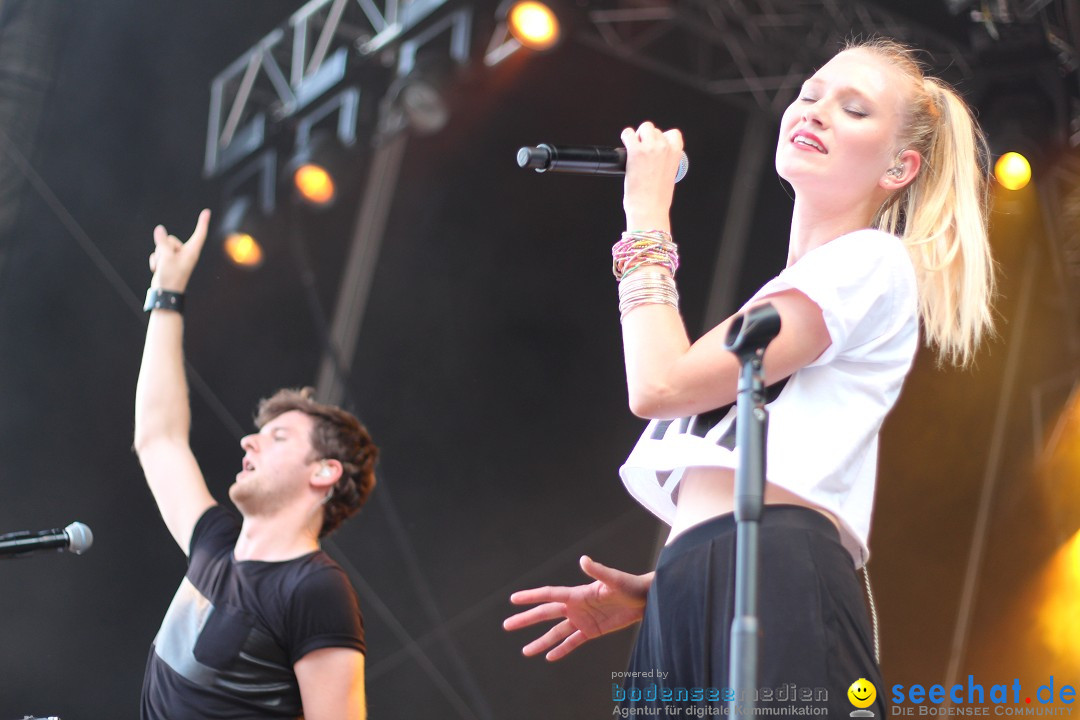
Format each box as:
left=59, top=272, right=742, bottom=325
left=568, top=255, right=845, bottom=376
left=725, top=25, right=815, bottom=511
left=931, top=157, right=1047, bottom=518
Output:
left=613, top=230, right=680, bottom=320
left=612, top=230, right=679, bottom=280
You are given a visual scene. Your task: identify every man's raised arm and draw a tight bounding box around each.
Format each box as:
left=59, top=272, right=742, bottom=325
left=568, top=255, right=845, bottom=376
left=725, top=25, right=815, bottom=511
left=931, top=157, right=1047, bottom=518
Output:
left=133, top=209, right=216, bottom=554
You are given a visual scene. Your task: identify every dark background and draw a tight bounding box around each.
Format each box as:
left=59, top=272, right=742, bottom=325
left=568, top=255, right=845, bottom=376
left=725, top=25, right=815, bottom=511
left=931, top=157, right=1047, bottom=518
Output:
left=0, top=1, right=1077, bottom=718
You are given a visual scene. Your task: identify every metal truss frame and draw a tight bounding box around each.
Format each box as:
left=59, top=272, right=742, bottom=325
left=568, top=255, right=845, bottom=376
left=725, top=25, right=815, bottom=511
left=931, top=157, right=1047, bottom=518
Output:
left=575, top=0, right=975, bottom=115
left=204, top=0, right=457, bottom=177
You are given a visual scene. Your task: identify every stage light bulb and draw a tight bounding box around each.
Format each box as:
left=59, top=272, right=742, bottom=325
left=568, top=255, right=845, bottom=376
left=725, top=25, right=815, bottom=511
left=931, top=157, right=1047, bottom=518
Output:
left=995, top=152, right=1032, bottom=191
left=294, top=164, right=336, bottom=206
left=508, top=1, right=560, bottom=51
left=224, top=232, right=264, bottom=269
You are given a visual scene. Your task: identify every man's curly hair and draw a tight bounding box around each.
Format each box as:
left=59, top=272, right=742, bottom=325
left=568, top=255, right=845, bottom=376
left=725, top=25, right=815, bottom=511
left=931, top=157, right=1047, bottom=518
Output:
left=254, top=387, right=378, bottom=537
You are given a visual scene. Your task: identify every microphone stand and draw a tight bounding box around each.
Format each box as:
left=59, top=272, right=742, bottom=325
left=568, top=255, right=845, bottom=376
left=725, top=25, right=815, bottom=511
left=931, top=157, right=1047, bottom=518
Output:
left=722, top=302, right=782, bottom=717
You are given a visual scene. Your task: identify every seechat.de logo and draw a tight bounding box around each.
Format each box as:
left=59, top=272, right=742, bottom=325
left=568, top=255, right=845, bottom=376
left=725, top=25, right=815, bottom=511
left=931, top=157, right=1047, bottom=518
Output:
left=849, top=678, right=878, bottom=718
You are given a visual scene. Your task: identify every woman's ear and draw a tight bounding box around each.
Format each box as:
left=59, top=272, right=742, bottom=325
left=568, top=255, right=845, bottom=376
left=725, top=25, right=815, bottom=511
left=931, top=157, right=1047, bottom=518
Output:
left=881, top=148, right=922, bottom=191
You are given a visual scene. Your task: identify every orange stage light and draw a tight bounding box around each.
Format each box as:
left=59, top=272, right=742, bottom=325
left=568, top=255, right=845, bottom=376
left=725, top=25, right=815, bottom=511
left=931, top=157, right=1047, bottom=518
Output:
left=293, top=164, right=336, bottom=206
left=507, top=1, right=560, bottom=51
left=995, top=152, right=1032, bottom=191
left=223, top=232, right=264, bottom=269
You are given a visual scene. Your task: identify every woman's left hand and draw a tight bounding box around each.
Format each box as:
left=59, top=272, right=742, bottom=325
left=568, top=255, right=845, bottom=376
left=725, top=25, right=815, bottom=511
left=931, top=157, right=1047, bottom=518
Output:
left=620, top=121, right=683, bottom=230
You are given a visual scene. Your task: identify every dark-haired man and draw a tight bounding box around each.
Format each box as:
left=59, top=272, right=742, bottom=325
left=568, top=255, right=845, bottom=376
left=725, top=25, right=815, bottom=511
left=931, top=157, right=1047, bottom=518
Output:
left=134, top=210, right=377, bottom=720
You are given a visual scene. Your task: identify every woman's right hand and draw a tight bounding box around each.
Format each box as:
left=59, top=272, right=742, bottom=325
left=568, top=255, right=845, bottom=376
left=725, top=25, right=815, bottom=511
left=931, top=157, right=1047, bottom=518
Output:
left=503, top=555, right=653, bottom=661
left=620, top=121, right=683, bottom=231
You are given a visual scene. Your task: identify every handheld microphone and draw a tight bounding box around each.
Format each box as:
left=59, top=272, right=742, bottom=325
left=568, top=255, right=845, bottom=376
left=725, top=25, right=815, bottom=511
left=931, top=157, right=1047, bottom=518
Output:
left=516, top=144, right=689, bottom=183
left=0, top=522, right=93, bottom=558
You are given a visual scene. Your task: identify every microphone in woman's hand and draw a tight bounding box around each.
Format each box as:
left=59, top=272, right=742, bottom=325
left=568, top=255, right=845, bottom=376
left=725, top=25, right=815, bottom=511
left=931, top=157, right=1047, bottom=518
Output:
left=517, top=144, right=689, bottom=183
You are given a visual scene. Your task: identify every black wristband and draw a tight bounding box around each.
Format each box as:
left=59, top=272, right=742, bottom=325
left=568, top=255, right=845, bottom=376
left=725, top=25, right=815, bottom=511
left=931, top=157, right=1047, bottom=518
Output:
left=143, top=288, right=184, bottom=314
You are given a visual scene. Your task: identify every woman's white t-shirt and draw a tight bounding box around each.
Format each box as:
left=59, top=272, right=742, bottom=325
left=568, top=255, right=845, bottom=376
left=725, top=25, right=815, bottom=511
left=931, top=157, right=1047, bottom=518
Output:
left=619, top=228, right=919, bottom=567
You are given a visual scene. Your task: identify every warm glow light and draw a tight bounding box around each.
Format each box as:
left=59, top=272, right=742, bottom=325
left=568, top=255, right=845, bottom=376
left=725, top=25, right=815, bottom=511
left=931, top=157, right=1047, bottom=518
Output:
left=995, top=152, right=1032, bottom=190
left=294, top=164, right=336, bottom=206
left=224, top=232, right=264, bottom=268
left=1036, top=531, right=1080, bottom=661
left=508, top=1, right=560, bottom=51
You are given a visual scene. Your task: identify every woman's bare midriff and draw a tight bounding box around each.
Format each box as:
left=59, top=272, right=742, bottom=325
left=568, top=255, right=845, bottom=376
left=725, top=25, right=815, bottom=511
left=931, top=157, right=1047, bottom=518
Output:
left=667, top=466, right=841, bottom=545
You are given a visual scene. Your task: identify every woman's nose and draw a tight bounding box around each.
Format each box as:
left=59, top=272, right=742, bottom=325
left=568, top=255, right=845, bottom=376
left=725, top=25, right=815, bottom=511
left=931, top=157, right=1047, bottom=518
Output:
left=801, top=105, right=824, bottom=126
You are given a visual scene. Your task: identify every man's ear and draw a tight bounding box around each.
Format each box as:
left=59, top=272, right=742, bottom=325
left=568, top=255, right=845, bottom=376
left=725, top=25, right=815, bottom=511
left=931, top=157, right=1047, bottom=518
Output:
left=313, top=459, right=343, bottom=489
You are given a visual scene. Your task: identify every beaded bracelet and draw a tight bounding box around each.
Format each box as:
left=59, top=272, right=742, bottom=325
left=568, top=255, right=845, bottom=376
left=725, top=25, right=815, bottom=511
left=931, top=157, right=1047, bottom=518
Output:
left=617, top=270, right=679, bottom=320
left=612, top=230, right=679, bottom=281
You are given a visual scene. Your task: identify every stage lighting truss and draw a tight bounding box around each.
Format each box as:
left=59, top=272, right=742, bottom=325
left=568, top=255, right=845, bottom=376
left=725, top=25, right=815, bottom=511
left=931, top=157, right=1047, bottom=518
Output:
left=204, top=0, right=472, bottom=178
left=571, top=0, right=974, bottom=114
left=205, top=0, right=1080, bottom=173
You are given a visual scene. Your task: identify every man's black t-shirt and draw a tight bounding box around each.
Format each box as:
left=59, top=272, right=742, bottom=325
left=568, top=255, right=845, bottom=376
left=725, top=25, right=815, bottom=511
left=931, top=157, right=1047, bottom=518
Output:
left=141, top=506, right=365, bottom=719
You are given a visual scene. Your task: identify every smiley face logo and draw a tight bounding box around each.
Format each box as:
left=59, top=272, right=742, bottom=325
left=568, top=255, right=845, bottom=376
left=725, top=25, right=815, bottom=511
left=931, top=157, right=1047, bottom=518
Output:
left=848, top=678, right=877, bottom=709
